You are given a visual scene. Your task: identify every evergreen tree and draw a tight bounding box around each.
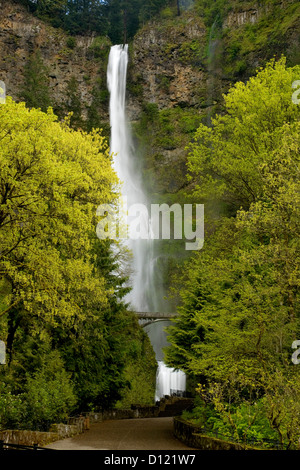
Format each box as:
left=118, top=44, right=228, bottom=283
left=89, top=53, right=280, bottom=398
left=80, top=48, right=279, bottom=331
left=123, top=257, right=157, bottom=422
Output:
left=20, top=51, right=51, bottom=112
left=64, top=76, right=83, bottom=129
left=14, top=0, right=173, bottom=42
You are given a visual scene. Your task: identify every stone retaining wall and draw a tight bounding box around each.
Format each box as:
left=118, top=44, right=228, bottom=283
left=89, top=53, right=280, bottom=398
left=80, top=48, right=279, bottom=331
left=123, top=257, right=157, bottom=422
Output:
left=0, top=405, right=160, bottom=447
left=173, top=417, right=259, bottom=450
left=0, top=429, right=59, bottom=448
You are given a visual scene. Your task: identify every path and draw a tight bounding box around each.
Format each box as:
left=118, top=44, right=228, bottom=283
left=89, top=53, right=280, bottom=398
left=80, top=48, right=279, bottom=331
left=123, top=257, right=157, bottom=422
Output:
left=44, top=417, right=197, bottom=450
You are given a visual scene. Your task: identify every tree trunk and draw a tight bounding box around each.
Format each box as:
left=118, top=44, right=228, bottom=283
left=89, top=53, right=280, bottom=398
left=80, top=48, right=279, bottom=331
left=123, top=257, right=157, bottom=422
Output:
left=6, top=309, right=21, bottom=365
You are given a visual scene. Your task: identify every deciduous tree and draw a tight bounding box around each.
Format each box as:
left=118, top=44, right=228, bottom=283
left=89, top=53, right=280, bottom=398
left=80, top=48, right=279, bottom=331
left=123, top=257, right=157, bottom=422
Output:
left=165, top=60, right=300, bottom=442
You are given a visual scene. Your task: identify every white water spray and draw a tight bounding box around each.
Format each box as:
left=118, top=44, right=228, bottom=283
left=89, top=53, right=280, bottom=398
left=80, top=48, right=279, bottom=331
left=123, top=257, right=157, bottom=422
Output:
left=107, top=44, right=154, bottom=311
left=107, top=44, right=186, bottom=400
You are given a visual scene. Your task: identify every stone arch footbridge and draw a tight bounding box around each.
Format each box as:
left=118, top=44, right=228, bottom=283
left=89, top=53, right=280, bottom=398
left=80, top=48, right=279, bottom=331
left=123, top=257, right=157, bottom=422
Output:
left=136, top=311, right=176, bottom=327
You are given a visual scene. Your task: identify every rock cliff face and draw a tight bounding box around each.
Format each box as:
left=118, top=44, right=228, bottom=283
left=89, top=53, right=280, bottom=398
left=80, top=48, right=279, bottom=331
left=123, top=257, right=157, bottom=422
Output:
left=223, top=0, right=295, bottom=28
left=126, top=11, right=218, bottom=195
left=128, top=14, right=207, bottom=118
left=0, top=0, right=109, bottom=121
left=128, top=0, right=300, bottom=120
left=223, top=8, right=260, bottom=28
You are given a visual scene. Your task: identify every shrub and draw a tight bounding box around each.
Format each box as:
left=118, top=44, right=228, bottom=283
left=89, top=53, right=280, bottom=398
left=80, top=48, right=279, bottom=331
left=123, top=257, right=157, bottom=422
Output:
left=23, top=351, right=77, bottom=431
left=0, top=385, right=25, bottom=430
left=66, top=36, right=76, bottom=49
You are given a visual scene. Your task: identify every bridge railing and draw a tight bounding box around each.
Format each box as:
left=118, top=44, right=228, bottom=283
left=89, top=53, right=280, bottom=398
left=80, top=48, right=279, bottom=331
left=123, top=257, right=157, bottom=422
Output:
left=136, top=312, right=176, bottom=319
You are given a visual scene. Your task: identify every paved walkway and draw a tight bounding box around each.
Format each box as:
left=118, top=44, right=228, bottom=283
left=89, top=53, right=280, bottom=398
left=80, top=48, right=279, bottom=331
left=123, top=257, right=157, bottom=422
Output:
left=44, top=417, right=197, bottom=450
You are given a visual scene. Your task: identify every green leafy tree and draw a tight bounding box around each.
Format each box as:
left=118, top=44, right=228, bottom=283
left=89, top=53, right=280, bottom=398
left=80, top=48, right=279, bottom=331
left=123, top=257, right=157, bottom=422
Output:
left=0, top=383, right=25, bottom=430
left=24, top=350, right=76, bottom=430
left=64, top=0, right=110, bottom=36
left=165, top=58, right=300, bottom=446
left=0, top=98, right=157, bottom=419
left=186, top=58, right=300, bottom=214
left=0, top=97, right=118, bottom=358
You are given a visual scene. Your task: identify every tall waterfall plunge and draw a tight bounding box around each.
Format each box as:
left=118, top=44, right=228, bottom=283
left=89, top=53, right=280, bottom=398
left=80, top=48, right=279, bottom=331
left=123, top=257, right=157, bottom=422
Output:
left=107, top=45, right=186, bottom=401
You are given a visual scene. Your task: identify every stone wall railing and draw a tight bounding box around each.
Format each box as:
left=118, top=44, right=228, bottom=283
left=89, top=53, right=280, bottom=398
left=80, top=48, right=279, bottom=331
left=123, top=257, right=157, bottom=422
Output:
left=173, top=417, right=259, bottom=451
left=0, top=405, right=160, bottom=448
left=0, top=429, right=59, bottom=448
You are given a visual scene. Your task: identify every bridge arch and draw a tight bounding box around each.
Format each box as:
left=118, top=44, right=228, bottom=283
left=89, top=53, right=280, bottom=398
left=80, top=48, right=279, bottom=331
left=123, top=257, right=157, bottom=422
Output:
left=139, top=318, right=172, bottom=328
left=136, top=311, right=177, bottom=328
left=136, top=312, right=176, bottom=323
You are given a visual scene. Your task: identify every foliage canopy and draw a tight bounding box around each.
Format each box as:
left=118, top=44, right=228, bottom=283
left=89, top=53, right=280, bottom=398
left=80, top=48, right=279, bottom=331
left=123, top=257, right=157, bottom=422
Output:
left=0, top=98, right=157, bottom=426
left=16, top=0, right=173, bottom=43
left=165, top=58, right=300, bottom=447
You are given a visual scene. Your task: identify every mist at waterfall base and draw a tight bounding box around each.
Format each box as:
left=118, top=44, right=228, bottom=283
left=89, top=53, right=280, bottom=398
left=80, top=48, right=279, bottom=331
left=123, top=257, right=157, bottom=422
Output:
left=107, top=44, right=186, bottom=402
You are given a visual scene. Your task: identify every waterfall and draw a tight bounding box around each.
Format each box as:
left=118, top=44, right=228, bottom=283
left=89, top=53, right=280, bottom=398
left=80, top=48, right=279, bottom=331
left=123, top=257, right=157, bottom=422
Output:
left=107, top=44, right=154, bottom=311
left=107, top=44, right=186, bottom=401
